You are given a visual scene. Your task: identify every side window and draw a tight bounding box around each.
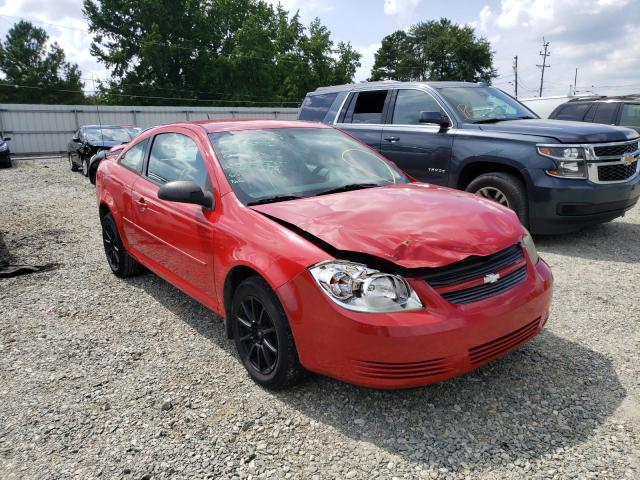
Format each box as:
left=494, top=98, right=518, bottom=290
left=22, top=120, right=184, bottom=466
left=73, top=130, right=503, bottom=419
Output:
left=619, top=103, right=640, bottom=127
left=392, top=89, right=443, bottom=125
left=592, top=103, right=618, bottom=124
left=298, top=93, right=338, bottom=122
left=147, top=133, right=209, bottom=191
left=554, top=103, right=591, bottom=121
left=349, top=91, right=388, bottom=124
left=119, top=138, right=148, bottom=172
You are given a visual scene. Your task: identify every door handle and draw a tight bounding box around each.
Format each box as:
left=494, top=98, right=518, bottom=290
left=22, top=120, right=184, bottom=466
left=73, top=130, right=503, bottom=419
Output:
left=136, top=197, right=147, bottom=211
left=384, top=136, right=400, bottom=143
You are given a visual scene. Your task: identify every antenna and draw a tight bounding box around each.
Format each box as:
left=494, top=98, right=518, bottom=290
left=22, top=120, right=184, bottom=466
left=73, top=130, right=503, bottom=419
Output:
left=536, top=38, right=551, bottom=97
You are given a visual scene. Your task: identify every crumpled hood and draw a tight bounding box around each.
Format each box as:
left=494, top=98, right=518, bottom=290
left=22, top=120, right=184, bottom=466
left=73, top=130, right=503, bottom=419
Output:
left=478, top=119, right=639, bottom=143
left=250, top=183, right=524, bottom=269
left=86, top=140, right=123, bottom=149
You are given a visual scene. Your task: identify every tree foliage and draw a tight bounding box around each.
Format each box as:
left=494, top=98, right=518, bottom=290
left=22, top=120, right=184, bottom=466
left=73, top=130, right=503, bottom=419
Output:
left=370, top=18, right=496, bottom=83
left=83, top=0, right=361, bottom=106
left=0, top=21, right=85, bottom=104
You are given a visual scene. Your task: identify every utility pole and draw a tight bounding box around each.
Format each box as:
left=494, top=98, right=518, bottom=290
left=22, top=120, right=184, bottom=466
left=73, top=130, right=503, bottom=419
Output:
left=573, top=68, right=578, bottom=96
left=513, top=55, right=518, bottom=98
left=536, top=38, right=550, bottom=97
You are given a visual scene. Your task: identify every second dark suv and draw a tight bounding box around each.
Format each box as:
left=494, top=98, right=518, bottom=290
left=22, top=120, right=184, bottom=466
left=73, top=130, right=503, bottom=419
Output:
left=298, top=81, right=640, bottom=234
left=549, top=96, right=640, bottom=133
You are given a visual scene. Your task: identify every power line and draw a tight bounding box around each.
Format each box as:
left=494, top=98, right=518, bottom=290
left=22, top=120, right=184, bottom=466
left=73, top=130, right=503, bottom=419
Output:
left=0, top=82, right=300, bottom=106
left=536, top=37, right=551, bottom=97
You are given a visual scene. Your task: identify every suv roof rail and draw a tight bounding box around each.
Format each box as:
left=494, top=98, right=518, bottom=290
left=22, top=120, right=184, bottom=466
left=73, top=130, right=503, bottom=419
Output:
left=314, top=80, right=401, bottom=92
left=568, top=94, right=640, bottom=102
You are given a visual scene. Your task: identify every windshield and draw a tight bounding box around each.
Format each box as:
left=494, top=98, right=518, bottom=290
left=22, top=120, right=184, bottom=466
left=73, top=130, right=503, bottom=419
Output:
left=437, top=86, right=537, bottom=123
left=210, top=128, right=409, bottom=205
left=84, top=127, right=139, bottom=143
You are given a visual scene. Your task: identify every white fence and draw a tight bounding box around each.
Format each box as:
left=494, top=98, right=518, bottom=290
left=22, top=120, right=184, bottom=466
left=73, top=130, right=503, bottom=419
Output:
left=0, top=104, right=300, bottom=154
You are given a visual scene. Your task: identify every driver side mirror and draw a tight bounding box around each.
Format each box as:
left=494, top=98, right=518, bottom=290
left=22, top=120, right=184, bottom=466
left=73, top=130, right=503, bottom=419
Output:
left=158, top=180, right=215, bottom=210
left=419, top=111, right=451, bottom=129
left=72, top=135, right=81, bottom=143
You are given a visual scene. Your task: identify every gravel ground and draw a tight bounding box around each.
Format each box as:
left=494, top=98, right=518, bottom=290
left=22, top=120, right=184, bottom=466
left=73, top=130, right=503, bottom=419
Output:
left=1, top=157, right=638, bottom=480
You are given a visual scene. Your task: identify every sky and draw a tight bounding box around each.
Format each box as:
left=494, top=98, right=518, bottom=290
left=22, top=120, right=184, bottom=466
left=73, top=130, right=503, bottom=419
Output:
left=0, top=0, right=639, bottom=99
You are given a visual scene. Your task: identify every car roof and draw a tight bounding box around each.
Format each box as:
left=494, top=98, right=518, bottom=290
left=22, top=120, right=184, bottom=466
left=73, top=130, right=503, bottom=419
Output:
left=309, top=80, right=486, bottom=95
left=165, top=119, right=332, bottom=134
left=567, top=95, right=640, bottom=104
left=82, top=124, right=137, bottom=128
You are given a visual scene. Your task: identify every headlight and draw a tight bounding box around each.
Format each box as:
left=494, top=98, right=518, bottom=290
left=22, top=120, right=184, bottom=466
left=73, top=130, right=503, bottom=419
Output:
left=521, top=229, right=539, bottom=264
left=309, top=261, right=423, bottom=313
left=537, top=145, right=587, bottom=179
left=0, top=142, right=7, bottom=152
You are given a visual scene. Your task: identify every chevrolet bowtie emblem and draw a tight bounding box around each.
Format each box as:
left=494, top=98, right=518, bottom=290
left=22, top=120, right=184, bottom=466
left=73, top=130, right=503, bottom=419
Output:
left=622, top=154, right=635, bottom=166
left=484, top=273, right=500, bottom=284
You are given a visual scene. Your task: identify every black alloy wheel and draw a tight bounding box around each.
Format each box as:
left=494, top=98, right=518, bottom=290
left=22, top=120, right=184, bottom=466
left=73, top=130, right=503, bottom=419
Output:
left=102, top=217, right=121, bottom=271
left=231, top=276, right=306, bottom=389
left=100, top=213, right=142, bottom=277
left=236, top=297, right=279, bottom=375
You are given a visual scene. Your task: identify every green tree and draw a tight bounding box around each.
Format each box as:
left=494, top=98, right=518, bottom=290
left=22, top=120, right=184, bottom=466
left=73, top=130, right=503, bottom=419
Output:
left=370, top=18, right=496, bottom=83
left=0, top=21, right=85, bottom=104
left=83, top=0, right=361, bottom=106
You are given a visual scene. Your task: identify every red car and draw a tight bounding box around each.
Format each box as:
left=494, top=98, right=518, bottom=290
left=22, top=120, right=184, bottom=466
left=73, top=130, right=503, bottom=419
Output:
left=96, top=120, right=553, bottom=389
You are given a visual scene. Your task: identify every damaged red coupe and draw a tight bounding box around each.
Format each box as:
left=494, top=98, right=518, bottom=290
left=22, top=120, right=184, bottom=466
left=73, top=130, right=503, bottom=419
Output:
left=96, top=120, right=553, bottom=389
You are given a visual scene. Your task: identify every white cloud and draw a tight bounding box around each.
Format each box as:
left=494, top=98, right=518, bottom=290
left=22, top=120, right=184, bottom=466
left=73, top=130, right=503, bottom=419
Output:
left=383, top=0, right=421, bottom=16
left=354, top=42, right=382, bottom=82
left=474, top=0, right=640, bottom=97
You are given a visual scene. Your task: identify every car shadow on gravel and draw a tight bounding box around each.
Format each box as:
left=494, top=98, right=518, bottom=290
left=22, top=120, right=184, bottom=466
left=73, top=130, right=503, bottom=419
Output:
left=535, top=219, right=640, bottom=264
left=275, top=332, right=626, bottom=470
left=127, top=273, right=626, bottom=471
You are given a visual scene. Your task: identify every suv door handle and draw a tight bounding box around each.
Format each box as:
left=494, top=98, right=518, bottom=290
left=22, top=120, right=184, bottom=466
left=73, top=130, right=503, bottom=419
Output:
left=384, top=136, right=400, bottom=143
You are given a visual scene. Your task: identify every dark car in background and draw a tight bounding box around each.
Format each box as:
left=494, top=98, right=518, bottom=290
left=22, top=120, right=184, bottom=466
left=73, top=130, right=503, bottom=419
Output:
left=88, top=144, right=126, bottom=185
left=0, top=135, right=12, bottom=168
left=68, top=125, right=141, bottom=176
left=299, top=81, right=640, bottom=234
left=549, top=95, right=640, bottom=133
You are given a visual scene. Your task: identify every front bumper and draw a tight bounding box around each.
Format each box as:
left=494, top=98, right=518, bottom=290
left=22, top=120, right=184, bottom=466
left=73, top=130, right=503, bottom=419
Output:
left=527, top=169, right=640, bottom=234
left=0, top=149, right=11, bottom=167
left=277, top=257, right=553, bottom=389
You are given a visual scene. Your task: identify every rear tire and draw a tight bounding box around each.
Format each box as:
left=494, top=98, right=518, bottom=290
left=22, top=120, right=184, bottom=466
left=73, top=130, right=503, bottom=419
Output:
left=101, top=212, right=143, bottom=278
left=231, top=276, right=306, bottom=389
left=466, top=172, right=529, bottom=228
left=69, top=154, right=79, bottom=172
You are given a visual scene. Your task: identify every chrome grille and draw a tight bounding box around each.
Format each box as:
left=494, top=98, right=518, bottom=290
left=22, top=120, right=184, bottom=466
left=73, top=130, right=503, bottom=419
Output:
left=593, top=141, right=638, bottom=157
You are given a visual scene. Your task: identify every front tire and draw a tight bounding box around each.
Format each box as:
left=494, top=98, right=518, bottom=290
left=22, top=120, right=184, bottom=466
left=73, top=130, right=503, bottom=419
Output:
left=466, top=172, right=529, bottom=227
left=101, top=212, right=142, bottom=277
left=82, top=157, right=89, bottom=177
left=231, top=276, right=306, bottom=389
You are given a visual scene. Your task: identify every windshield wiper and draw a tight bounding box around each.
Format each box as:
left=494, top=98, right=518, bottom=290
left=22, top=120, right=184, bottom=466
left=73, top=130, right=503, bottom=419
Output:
left=247, top=195, right=302, bottom=206
left=314, top=183, right=381, bottom=196
left=473, top=115, right=536, bottom=124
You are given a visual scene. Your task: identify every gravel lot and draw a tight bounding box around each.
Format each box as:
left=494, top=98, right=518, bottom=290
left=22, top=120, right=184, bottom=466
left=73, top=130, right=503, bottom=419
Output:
left=1, top=157, right=639, bottom=479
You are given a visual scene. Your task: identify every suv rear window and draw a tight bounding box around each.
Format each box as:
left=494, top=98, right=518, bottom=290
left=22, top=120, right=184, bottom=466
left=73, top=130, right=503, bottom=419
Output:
left=592, top=103, right=619, bottom=124
left=553, top=102, right=591, bottom=121
left=620, top=103, right=640, bottom=127
left=298, top=93, right=338, bottom=122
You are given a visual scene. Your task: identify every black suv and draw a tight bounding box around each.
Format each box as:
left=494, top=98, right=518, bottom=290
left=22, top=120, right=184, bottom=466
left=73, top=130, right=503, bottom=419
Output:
left=549, top=96, right=640, bottom=133
left=298, top=81, right=640, bottom=234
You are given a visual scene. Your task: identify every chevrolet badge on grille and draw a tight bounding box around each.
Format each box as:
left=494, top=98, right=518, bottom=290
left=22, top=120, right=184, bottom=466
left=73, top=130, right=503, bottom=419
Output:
left=484, top=273, right=501, bottom=284
left=622, top=154, right=635, bottom=166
